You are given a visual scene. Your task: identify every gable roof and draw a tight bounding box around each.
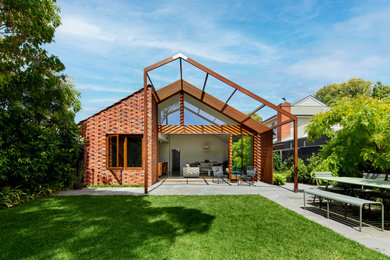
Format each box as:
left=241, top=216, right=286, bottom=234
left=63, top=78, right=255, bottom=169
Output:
left=293, top=95, right=328, bottom=107
left=262, top=95, right=330, bottom=123
left=156, top=79, right=271, bottom=133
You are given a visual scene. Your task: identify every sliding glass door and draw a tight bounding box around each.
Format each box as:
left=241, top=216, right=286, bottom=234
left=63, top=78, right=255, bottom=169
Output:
left=231, top=135, right=254, bottom=178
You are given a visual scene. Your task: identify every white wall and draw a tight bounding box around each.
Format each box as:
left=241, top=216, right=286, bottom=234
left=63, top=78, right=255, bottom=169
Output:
left=158, top=134, right=229, bottom=174
left=287, top=117, right=311, bottom=139
left=158, top=142, right=170, bottom=163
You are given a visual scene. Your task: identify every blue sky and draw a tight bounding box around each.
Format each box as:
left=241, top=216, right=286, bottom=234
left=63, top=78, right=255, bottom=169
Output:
left=48, top=0, right=390, bottom=122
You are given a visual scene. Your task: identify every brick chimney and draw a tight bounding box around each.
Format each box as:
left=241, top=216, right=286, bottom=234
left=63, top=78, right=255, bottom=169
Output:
left=277, top=102, right=291, bottom=141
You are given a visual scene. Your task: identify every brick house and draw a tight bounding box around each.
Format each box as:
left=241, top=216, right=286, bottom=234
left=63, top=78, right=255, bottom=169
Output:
left=79, top=54, right=300, bottom=193
left=263, top=96, right=331, bottom=161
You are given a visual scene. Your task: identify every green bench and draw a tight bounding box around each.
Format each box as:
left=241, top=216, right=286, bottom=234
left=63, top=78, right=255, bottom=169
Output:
left=304, top=188, right=384, bottom=232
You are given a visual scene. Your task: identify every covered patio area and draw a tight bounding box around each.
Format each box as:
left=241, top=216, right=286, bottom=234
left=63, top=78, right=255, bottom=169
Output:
left=143, top=53, right=299, bottom=193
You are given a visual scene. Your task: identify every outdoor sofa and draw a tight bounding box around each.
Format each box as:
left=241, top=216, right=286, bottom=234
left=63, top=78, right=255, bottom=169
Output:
left=183, top=164, right=200, bottom=178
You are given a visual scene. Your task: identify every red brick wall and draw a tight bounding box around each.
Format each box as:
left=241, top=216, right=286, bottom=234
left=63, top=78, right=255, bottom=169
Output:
left=277, top=103, right=291, bottom=141
left=80, top=87, right=158, bottom=186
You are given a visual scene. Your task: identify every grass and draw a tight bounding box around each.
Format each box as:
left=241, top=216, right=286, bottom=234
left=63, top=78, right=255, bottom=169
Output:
left=0, top=195, right=388, bottom=259
left=87, top=184, right=144, bottom=188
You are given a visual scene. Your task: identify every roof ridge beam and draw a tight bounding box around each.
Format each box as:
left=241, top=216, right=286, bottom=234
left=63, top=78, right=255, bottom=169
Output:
left=184, top=57, right=297, bottom=120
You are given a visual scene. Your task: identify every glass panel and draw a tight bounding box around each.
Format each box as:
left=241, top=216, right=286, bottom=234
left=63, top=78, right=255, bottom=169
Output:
left=183, top=94, right=238, bottom=125
left=109, top=136, right=117, bottom=168
left=184, top=108, right=216, bottom=125
left=118, top=135, right=125, bottom=167
left=158, top=94, right=180, bottom=125
left=232, top=135, right=253, bottom=177
left=127, top=136, right=142, bottom=167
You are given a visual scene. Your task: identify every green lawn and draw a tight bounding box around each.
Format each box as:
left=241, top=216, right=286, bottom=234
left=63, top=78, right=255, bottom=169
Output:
left=0, top=195, right=387, bottom=259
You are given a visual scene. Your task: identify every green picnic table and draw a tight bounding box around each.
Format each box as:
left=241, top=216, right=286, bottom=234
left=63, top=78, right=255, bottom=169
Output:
left=314, top=176, right=390, bottom=190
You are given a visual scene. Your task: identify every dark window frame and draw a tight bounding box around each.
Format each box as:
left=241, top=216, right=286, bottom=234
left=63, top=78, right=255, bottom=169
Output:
left=106, top=134, right=143, bottom=170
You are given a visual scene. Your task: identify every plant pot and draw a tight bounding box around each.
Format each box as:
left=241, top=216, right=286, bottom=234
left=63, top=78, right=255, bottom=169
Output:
left=73, top=182, right=84, bottom=190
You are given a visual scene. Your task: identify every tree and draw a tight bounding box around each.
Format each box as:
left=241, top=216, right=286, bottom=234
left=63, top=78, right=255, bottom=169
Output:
left=372, top=81, right=390, bottom=101
left=0, top=0, right=82, bottom=190
left=248, top=112, right=262, bottom=122
left=315, top=78, right=390, bottom=106
left=232, top=136, right=253, bottom=172
left=306, top=96, right=390, bottom=179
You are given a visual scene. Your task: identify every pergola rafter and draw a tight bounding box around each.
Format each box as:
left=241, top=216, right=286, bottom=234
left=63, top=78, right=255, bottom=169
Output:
left=271, top=119, right=294, bottom=130
left=143, top=53, right=299, bottom=194
left=221, top=89, right=237, bottom=112
left=242, top=104, right=266, bottom=123
left=201, top=73, right=209, bottom=100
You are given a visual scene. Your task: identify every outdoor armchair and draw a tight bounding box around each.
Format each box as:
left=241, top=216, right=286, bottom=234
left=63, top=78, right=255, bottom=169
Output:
left=212, top=166, right=228, bottom=184
left=238, top=166, right=256, bottom=186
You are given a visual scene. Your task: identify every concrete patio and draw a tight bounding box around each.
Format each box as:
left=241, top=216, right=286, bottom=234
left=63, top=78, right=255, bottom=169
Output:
left=57, top=180, right=390, bottom=256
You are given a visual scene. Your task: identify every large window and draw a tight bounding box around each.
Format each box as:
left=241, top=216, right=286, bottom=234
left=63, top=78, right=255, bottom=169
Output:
left=107, top=134, right=143, bottom=169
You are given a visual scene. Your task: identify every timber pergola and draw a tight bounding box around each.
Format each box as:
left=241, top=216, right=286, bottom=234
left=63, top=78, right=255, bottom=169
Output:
left=143, top=53, right=298, bottom=194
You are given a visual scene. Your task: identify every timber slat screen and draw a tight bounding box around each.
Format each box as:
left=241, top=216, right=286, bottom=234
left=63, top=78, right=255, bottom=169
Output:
left=158, top=125, right=253, bottom=134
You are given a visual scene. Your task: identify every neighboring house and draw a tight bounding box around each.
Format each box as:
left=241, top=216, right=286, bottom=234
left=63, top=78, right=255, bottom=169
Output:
left=263, top=95, right=330, bottom=160
left=78, top=54, right=297, bottom=190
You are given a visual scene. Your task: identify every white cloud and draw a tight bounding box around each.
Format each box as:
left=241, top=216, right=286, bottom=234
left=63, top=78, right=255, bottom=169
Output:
left=332, top=9, right=390, bottom=40
left=287, top=54, right=384, bottom=82
left=285, top=8, right=390, bottom=82
left=77, top=84, right=135, bottom=93
left=84, top=97, right=122, bottom=103
left=56, top=14, right=278, bottom=66
left=58, top=16, right=116, bottom=41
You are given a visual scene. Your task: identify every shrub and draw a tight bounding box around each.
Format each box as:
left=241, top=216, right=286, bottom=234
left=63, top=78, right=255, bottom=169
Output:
left=273, top=152, right=287, bottom=171
left=0, top=186, right=32, bottom=208
left=306, top=153, right=339, bottom=176
left=0, top=183, right=64, bottom=209
left=287, top=158, right=312, bottom=184
left=285, top=153, right=341, bottom=184
left=273, top=174, right=286, bottom=186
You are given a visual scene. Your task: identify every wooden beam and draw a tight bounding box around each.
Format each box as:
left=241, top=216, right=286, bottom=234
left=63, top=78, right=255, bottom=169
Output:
left=144, top=56, right=174, bottom=72
left=152, top=91, right=160, bottom=103
left=146, top=77, right=160, bottom=103
left=146, top=73, right=154, bottom=87
left=184, top=57, right=297, bottom=121
left=221, top=89, right=237, bottom=112
left=241, top=104, right=266, bottom=123
left=180, top=92, right=184, bottom=125
left=201, top=73, right=208, bottom=101
left=229, top=134, right=232, bottom=180
left=143, top=72, right=148, bottom=194
left=155, top=80, right=181, bottom=102
left=180, top=59, right=183, bottom=91
left=293, top=119, right=298, bottom=193
left=270, top=118, right=294, bottom=129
